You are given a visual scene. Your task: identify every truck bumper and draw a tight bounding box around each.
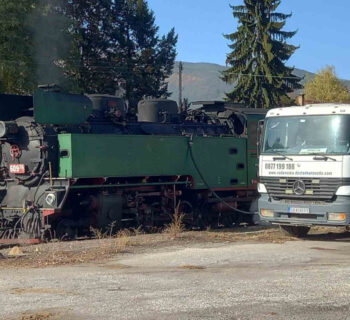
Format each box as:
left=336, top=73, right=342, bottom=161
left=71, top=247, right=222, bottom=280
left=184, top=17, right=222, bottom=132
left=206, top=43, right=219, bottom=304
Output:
left=258, top=194, right=350, bottom=226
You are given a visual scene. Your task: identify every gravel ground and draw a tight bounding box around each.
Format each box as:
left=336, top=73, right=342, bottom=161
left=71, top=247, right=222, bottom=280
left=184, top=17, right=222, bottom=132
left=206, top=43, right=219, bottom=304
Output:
left=1, top=228, right=350, bottom=320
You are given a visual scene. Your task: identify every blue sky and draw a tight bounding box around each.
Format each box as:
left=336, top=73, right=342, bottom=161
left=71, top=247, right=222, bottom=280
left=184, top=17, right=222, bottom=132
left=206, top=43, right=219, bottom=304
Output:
left=148, top=0, right=350, bottom=79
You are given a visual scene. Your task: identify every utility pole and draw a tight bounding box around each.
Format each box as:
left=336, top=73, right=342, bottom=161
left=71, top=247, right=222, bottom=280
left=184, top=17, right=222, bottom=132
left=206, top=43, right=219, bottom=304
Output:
left=178, top=61, right=183, bottom=112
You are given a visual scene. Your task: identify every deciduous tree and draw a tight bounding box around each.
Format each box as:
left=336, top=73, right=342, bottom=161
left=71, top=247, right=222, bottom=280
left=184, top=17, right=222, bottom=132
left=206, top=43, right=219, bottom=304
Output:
left=304, top=66, right=350, bottom=103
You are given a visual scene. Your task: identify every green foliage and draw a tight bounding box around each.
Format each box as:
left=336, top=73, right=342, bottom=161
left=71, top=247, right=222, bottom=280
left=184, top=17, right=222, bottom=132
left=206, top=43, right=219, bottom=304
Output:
left=0, top=0, right=177, bottom=102
left=304, top=66, right=350, bottom=103
left=62, top=0, right=115, bottom=94
left=278, top=94, right=294, bottom=106
left=0, top=0, right=75, bottom=94
left=222, top=0, right=302, bottom=108
left=107, top=0, right=178, bottom=104
left=0, top=0, right=36, bottom=94
left=60, top=0, right=178, bottom=103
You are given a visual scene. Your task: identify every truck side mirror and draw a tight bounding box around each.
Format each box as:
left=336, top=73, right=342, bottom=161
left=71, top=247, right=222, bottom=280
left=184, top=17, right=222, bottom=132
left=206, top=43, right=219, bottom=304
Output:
left=257, top=120, right=265, bottom=156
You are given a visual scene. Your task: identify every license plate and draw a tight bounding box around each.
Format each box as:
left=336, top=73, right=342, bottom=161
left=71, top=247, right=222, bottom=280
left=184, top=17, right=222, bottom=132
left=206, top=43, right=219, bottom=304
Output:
left=288, top=207, right=310, bottom=214
left=9, top=164, right=26, bottom=174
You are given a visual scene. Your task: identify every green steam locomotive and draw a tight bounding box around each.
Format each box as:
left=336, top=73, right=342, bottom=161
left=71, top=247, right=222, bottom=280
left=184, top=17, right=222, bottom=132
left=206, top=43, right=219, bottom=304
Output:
left=0, top=87, right=266, bottom=243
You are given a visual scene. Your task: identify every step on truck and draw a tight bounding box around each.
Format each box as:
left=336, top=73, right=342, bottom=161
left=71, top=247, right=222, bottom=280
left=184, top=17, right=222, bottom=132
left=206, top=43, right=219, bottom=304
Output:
left=258, top=104, right=350, bottom=237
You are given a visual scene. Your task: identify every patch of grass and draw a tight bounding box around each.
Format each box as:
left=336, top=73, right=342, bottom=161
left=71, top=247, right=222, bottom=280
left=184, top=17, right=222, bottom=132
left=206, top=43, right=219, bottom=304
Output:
left=90, top=221, right=119, bottom=239
left=163, top=203, right=185, bottom=239
left=131, top=226, right=144, bottom=236
left=87, top=228, right=131, bottom=256
left=1, top=226, right=295, bottom=269
left=89, top=226, right=104, bottom=240
left=0, top=228, right=133, bottom=268
left=112, top=230, right=131, bottom=253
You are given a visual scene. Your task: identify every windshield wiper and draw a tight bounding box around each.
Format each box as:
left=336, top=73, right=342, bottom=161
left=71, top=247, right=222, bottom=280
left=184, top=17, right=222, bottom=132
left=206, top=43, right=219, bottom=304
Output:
left=272, top=152, right=293, bottom=161
left=311, top=154, right=337, bottom=162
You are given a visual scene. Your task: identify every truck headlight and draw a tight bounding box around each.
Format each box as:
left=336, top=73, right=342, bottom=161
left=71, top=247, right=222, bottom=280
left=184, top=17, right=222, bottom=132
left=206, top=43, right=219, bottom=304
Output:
left=260, top=209, right=274, bottom=217
left=257, top=183, right=267, bottom=194
left=336, top=186, right=350, bottom=196
left=328, top=213, right=346, bottom=221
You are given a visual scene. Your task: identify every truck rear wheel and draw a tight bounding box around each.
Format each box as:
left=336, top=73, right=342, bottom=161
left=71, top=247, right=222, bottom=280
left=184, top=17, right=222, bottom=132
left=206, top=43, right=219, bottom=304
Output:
left=280, top=225, right=310, bottom=238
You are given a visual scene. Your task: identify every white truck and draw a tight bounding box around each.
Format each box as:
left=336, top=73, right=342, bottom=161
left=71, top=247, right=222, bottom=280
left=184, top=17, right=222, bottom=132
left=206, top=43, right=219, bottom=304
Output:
left=258, top=104, right=350, bottom=237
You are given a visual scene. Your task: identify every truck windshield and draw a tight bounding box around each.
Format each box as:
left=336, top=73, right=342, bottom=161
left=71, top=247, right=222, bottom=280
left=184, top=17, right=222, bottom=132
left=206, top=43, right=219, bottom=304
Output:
left=263, top=115, right=350, bottom=155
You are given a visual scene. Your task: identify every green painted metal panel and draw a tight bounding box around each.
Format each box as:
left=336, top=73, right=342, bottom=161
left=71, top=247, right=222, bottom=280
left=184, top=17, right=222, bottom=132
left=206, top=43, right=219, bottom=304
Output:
left=58, top=134, right=248, bottom=189
left=34, top=90, right=93, bottom=125
left=58, top=134, right=73, bottom=177
left=189, top=136, right=247, bottom=189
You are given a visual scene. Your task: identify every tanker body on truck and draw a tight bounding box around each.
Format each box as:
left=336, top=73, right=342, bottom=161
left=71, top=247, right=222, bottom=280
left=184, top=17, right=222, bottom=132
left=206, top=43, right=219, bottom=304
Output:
left=258, top=104, right=350, bottom=237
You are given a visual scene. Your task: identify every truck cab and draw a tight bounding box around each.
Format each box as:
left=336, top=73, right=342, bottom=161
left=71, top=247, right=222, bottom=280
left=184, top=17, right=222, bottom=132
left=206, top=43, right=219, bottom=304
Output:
left=258, top=104, right=350, bottom=237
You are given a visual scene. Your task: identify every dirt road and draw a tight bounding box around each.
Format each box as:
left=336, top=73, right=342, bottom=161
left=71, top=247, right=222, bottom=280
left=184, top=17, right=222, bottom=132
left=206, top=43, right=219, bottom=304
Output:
left=1, top=229, right=350, bottom=320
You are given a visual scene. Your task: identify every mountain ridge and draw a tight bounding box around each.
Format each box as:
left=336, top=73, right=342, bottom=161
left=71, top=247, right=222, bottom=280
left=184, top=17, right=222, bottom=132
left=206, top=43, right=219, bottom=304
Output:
left=167, top=61, right=350, bottom=103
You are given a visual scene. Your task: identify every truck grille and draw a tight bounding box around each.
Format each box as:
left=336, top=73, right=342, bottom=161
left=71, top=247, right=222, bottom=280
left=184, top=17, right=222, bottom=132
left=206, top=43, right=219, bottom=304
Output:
left=260, top=177, right=348, bottom=200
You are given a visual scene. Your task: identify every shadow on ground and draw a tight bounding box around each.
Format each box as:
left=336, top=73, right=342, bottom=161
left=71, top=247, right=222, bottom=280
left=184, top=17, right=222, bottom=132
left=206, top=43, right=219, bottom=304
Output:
left=305, top=230, right=350, bottom=242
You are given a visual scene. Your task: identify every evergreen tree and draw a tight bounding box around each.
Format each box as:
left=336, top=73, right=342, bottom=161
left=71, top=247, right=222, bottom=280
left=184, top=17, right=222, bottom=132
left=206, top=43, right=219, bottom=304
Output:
left=305, top=66, right=350, bottom=103
left=0, top=0, right=36, bottom=94
left=0, top=0, right=177, bottom=100
left=109, top=0, right=178, bottom=104
left=222, top=0, right=302, bottom=108
left=62, top=0, right=115, bottom=93
left=62, top=0, right=177, bottom=102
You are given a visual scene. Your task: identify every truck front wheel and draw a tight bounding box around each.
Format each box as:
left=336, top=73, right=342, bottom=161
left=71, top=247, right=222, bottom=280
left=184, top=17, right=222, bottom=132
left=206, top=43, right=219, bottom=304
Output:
left=280, top=225, right=310, bottom=238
